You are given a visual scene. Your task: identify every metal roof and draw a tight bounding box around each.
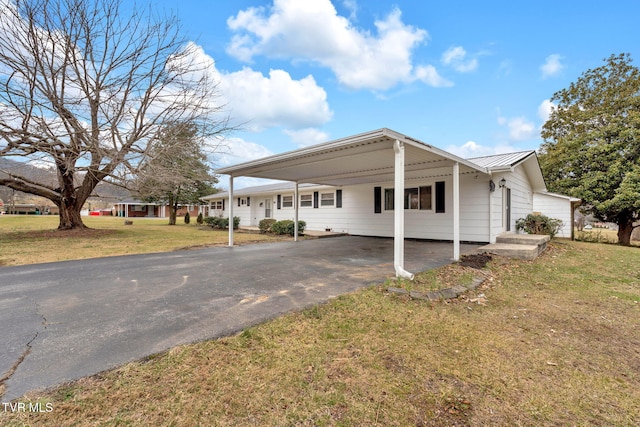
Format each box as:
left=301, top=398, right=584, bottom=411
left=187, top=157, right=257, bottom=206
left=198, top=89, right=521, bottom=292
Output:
left=466, top=151, right=536, bottom=169
left=467, top=150, right=547, bottom=192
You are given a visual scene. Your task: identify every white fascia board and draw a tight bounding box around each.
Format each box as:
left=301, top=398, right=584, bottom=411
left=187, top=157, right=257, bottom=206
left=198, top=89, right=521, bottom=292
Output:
left=215, top=128, right=391, bottom=176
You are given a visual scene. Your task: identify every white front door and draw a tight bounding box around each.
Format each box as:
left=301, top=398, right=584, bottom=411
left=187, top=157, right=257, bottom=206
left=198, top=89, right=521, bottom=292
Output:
left=502, top=187, right=511, bottom=232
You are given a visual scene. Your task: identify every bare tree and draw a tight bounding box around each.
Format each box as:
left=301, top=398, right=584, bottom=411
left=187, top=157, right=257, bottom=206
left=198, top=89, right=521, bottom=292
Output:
left=0, top=0, right=229, bottom=229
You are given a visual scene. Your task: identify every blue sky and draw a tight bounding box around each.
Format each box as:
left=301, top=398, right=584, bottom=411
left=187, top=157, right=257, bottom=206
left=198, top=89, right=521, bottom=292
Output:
left=155, top=0, right=638, bottom=188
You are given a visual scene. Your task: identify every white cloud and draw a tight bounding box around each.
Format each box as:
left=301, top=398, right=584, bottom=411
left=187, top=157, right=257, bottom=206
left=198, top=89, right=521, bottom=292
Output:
left=220, top=67, right=333, bottom=131
left=182, top=44, right=333, bottom=132
left=507, top=117, right=535, bottom=140
left=441, top=46, right=478, bottom=73
left=496, top=110, right=536, bottom=141
left=540, top=54, right=565, bottom=78
left=213, top=138, right=280, bottom=190
left=415, top=65, right=453, bottom=87
left=226, top=0, right=449, bottom=90
left=537, top=99, right=555, bottom=123
left=341, top=0, right=358, bottom=20
left=446, top=141, right=516, bottom=159
left=284, top=128, right=330, bottom=147
left=497, top=59, right=513, bottom=78
left=215, top=137, right=274, bottom=168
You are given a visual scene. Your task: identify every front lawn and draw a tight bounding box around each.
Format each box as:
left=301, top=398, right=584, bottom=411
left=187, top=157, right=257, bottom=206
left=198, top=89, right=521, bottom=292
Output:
left=2, top=240, right=639, bottom=426
left=0, top=215, right=286, bottom=266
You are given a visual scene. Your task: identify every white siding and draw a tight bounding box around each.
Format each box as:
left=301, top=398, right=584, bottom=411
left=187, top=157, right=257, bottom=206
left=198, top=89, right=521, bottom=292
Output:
left=533, top=193, right=574, bottom=238
left=208, top=169, right=549, bottom=244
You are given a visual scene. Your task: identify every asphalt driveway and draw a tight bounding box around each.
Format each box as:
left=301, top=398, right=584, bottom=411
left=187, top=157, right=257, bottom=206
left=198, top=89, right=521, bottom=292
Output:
left=0, top=236, right=479, bottom=401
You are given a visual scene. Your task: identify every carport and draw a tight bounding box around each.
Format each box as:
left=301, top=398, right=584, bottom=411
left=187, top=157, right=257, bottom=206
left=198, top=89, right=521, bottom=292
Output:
left=216, top=128, right=488, bottom=278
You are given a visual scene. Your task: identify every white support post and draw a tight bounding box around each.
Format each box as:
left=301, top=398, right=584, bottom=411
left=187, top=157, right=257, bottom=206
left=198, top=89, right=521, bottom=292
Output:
left=294, top=182, right=299, bottom=242
left=393, top=140, right=414, bottom=280
left=453, top=162, right=460, bottom=261
left=228, top=176, right=234, bottom=247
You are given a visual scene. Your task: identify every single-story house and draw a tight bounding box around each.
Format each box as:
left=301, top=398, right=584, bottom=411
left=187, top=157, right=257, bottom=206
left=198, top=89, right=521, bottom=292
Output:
left=204, top=128, right=578, bottom=277
left=112, top=199, right=207, bottom=218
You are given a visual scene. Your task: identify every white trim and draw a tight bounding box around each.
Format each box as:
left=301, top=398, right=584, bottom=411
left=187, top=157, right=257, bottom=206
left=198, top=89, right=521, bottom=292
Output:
left=294, top=182, right=299, bottom=242
left=228, top=177, right=234, bottom=247
left=453, top=162, right=460, bottom=261
left=393, top=140, right=414, bottom=279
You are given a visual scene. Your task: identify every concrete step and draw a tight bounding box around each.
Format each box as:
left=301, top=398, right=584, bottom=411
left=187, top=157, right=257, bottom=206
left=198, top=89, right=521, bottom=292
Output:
left=476, top=243, right=541, bottom=261
left=496, top=233, right=550, bottom=246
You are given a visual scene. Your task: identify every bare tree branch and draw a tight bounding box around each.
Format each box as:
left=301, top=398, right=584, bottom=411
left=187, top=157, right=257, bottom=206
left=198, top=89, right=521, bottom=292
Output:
left=0, top=0, right=231, bottom=229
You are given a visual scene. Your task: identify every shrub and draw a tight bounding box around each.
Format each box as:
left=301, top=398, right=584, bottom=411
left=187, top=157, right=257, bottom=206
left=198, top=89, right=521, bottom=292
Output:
left=271, top=219, right=306, bottom=236
left=196, top=212, right=203, bottom=225
left=203, top=216, right=240, bottom=230
left=203, top=216, right=229, bottom=228
left=184, top=212, right=190, bottom=224
left=259, top=218, right=277, bottom=233
left=516, top=213, right=563, bottom=238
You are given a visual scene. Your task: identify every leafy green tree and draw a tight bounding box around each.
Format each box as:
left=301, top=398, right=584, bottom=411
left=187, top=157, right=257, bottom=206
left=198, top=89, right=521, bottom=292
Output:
left=135, top=123, right=218, bottom=225
left=540, top=54, right=640, bottom=245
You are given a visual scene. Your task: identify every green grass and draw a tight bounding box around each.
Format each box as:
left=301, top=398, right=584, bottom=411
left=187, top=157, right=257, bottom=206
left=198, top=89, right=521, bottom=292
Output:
left=0, top=215, right=287, bottom=266
left=1, top=237, right=639, bottom=426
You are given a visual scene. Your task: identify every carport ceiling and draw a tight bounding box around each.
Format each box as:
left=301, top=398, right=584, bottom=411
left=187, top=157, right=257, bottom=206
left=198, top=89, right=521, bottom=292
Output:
left=216, top=128, right=488, bottom=186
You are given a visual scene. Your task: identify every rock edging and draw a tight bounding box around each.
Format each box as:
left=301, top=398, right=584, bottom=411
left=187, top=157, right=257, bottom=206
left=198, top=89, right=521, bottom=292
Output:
left=387, top=276, right=486, bottom=301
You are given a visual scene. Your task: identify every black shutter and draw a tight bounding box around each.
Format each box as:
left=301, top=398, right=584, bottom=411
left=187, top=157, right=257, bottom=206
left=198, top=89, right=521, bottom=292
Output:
left=237, top=197, right=241, bottom=207
left=277, top=194, right=281, bottom=209
left=247, top=197, right=250, bottom=207
left=313, top=191, right=319, bottom=208
left=222, top=199, right=225, bottom=211
left=374, top=186, right=382, bottom=214
left=436, top=181, right=445, bottom=213
left=336, top=189, right=342, bottom=208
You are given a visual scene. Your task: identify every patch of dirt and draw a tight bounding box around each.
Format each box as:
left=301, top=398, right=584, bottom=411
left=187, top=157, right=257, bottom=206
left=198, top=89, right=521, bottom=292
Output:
left=457, top=253, right=492, bottom=269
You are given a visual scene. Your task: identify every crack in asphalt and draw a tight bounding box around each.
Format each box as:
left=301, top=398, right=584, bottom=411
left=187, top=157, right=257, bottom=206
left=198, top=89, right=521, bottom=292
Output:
left=0, top=332, right=37, bottom=399
left=0, top=302, right=47, bottom=400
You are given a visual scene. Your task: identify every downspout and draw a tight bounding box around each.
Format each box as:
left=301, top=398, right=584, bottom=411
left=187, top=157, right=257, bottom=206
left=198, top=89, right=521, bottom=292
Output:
left=393, top=140, right=415, bottom=280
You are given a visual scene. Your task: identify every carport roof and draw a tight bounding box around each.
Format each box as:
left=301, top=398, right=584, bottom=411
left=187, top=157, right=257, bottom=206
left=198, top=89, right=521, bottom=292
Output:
left=216, top=128, right=488, bottom=186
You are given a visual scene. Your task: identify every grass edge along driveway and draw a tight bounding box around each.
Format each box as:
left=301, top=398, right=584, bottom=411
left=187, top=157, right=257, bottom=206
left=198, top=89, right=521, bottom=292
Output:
left=1, top=239, right=639, bottom=426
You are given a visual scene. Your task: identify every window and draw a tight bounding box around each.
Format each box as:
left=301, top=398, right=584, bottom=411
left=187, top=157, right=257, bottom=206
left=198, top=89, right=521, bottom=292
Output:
left=300, top=194, right=312, bottom=207
left=384, top=186, right=432, bottom=210
left=419, top=186, right=432, bottom=210
left=320, top=192, right=334, bottom=207
left=282, top=195, right=293, bottom=208
left=384, top=188, right=394, bottom=210
left=405, top=188, right=419, bottom=209
left=211, top=200, right=224, bottom=210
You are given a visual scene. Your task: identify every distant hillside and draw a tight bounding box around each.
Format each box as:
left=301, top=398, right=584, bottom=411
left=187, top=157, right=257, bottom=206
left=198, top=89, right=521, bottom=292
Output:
left=0, top=158, right=131, bottom=209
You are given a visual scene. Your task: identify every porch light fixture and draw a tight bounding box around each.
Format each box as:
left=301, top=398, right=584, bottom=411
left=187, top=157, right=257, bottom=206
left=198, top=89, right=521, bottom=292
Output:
left=499, top=178, right=507, bottom=188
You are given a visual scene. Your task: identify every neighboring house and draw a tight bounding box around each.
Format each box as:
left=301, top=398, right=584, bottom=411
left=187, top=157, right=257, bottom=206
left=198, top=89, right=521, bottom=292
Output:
left=2, top=203, right=58, bottom=215
left=204, top=128, right=577, bottom=276
left=112, top=199, right=206, bottom=218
